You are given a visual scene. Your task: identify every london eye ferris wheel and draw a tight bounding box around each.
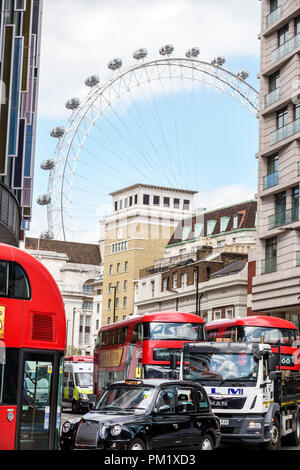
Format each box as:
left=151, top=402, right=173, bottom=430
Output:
left=37, top=45, right=259, bottom=242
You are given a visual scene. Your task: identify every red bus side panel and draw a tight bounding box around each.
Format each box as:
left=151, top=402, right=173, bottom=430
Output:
left=0, top=406, right=17, bottom=450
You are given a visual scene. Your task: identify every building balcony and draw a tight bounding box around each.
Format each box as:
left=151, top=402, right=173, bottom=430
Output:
left=265, top=88, right=280, bottom=108
left=263, top=172, right=278, bottom=190
left=270, top=118, right=300, bottom=145
left=266, top=6, right=281, bottom=28
left=272, top=33, right=300, bottom=63
left=261, top=257, right=277, bottom=274
left=268, top=207, right=299, bottom=230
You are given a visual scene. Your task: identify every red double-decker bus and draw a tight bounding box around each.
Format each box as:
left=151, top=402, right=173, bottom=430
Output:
left=93, top=311, right=204, bottom=398
left=0, top=244, right=66, bottom=450
left=205, top=316, right=300, bottom=371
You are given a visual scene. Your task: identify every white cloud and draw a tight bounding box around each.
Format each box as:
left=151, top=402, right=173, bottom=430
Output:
left=38, top=0, right=260, bottom=118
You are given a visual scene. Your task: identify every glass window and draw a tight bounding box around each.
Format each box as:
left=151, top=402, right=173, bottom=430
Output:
left=220, top=217, right=230, bottom=232
left=277, top=107, right=288, bottom=129
left=143, top=194, right=150, bottom=205
left=270, top=0, right=280, bottom=13
left=153, top=195, right=160, bottom=205
left=97, top=385, right=156, bottom=412
left=294, top=103, right=300, bottom=121
left=176, top=387, right=196, bottom=413
left=0, top=261, right=30, bottom=300
left=149, top=322, right=204, bottom=341
left=163, top=197, right=170, bottom=207
left=267, top=154, right=278, bottom=175
left=195, top=388, right=209, bottom=410
left=206, top=329, right=218, bottom=341
left=278, top=24, right=289, bottom=47
left=183, top=200, right=190, bottom=210
left=131, top=323, right=143, bottom=343
left=154, top=386, right=176, bottom=413
left=207, top=220, right=217, bottom=235
left=295, top=16, right=300, bottom=35
left=174, top=198, right=180, bottom=209
left=194, top=223, right=203, bottom=238
left=269, top=71, right=280, bottom=93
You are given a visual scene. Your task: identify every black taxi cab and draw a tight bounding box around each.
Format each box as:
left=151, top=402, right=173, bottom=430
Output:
left=60, top=379, right=221, bottom=450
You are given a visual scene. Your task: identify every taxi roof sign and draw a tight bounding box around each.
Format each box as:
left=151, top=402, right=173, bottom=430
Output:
left=125, top=380, right=143, bottom=386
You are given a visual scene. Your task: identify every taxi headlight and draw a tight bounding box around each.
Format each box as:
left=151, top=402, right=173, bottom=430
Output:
left=79, top=393, right=87, bottom=400
left=248, top=421, right=262, bottom=429
left=111, top=425, right=122, bottom=436
left=62, top=422, right=72, bottom=434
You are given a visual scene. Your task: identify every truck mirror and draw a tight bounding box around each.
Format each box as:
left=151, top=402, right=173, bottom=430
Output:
left=268, top=354, right=278, bottom=372
left=169, top=352, right=177, bottom=370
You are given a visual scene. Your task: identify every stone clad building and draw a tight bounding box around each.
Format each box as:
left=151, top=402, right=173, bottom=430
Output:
left=24, top=237, right=102, bottom=354
left=252, top=0, right=300, bottom=331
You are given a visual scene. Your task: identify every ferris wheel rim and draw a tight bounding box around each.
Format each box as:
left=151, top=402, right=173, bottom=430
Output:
left=43, top=54, right=259, bottom=241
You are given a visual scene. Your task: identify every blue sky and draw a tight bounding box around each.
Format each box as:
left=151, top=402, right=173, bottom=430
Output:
left=29, top=0, right=261, bottom=243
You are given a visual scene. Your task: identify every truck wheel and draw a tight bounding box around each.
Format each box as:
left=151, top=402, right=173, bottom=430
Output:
left=260, top=417, right=281, bottom=451
left=286, top=414, right=300, bottom=447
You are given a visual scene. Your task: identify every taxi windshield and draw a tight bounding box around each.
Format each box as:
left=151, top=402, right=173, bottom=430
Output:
left=96, top=386, right=156, bottom=412
left=74, top=372, right=93, bottom=387
left=183, top=352, right=258, bottom=383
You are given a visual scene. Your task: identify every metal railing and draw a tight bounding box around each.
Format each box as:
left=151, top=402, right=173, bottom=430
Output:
left=270, top=118, right=300, bottom=145
left=263, top=172, right=278, bottom=190
left=261, top=257, right=277, bottom=274
left=268, top=207, right=299, bottom=230
left=265, top=88, right=280, bottom=108
left=266, top=6, right=281, bottom=28
left=272, top=33, right=300, bottom=63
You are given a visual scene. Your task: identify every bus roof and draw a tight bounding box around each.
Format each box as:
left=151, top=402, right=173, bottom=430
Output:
left=100, top=311, right=204, bottom=331
left=64, top=356, right=93, bottom=362
left=205, top=315, right=297, bottom=330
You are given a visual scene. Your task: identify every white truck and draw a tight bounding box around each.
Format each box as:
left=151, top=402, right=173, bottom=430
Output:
left=62, top=357, right=94, bottom=413
left=180, top=341, right=300, bottom=450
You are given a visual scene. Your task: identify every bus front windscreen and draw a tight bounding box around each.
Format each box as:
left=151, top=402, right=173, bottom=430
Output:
left=242, top=327, right=296, bottom=346
left=183, top=352, right=258, bottom=384
left=149, top=322, right=204, bottom=341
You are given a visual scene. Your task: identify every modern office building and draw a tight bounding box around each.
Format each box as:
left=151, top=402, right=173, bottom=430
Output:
left=252, top=0, right=300, bottom=330
left=100, top=183, right=197, bottom=325
left=0, top=0, right=43, bottom=245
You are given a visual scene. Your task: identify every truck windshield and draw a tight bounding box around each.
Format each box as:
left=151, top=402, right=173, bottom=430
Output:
left=183, top=352, right=258, bottom=383
left=74, top=372, right=93, bottom=387
left=149, top=322, right=204, bottom=341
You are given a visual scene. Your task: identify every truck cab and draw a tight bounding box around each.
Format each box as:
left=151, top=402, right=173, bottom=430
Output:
left=181, top=342, right=300, bottom=449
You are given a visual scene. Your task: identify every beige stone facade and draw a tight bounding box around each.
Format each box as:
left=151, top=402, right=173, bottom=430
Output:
left=252, top=0, right=300, bottom=330
left=100, top=184, right=197, bottom=325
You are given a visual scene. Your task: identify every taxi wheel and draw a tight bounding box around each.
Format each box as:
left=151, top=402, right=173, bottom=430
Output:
left=200, top=434, right=214, bottom=450
left=128, top=438, right=146, bottom=450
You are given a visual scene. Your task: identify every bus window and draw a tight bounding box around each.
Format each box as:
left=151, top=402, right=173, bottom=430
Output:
left=224, top=327, right=238, bottom=342
left=0, top=261, right=30, bottom=300
left=206, top=329, right=218, bottom=342
left=0, top=262, right=9, bottom=296
left=9, top=263, right=30, bottom=300
left=131, top=324, right=143, bottom=343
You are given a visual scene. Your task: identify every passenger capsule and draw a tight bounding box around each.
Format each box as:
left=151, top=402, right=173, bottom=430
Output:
left=133, top=48, right=148, bottom=60
left=40, top=231, right=54, bottom=240
left=185, top=47, right=200, bottom=58
left=37, top=194, right=51, bottom=206
left=65, top=98, right=80, bottom=110
left=85, top=75, right=100, bottom=87
left=237, top=70, right=249, bottom=80
left=40, top=159, right=55, bottom=171
left=211, top=56, right=226, bottom=67
left=108, top=58, right=122, bottom=70
left=159, top=44, right=174, bottom=56
left=50, top=127, right=65, bottom=138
